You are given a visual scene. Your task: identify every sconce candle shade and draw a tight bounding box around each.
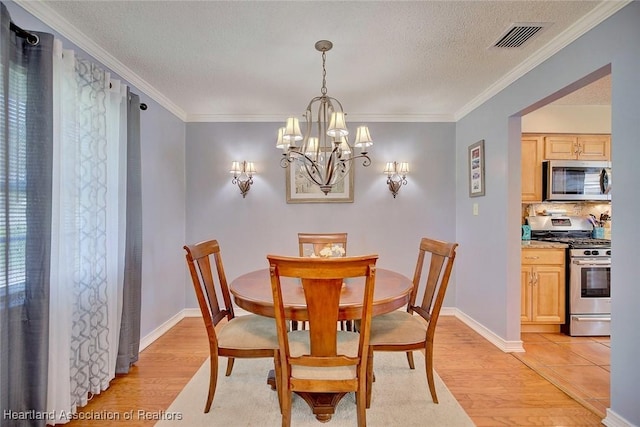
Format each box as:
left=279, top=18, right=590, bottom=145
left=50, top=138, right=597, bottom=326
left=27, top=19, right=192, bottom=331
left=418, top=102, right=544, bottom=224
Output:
left=354, top=126, right=373, bottom=151
left=283, top=117, right=303, bottom=144
left=230, top=160, right=256, bottom=198
left=384, top=161, right=409, bottom=198
left=327, top=112, right=348, bottom=138
left=275, top=127, right=288, bottom=150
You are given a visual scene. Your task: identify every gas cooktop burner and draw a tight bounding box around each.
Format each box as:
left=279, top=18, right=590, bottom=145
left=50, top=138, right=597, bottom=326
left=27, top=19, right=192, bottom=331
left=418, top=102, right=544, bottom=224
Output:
left=534, top=236, right=611, bottom=248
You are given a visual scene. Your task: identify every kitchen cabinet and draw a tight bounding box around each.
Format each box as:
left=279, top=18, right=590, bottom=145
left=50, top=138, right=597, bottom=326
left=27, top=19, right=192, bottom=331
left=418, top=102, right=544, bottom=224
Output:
left=521, top=135, right=544, bottom=202
left=543, top=134, right=610, bottom=160
left=521, top=248, right=565, bottom=329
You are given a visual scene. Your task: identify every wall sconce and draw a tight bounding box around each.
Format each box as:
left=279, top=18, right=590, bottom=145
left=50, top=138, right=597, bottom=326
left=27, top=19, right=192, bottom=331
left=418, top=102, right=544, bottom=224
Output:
left=230, top=161, right=256, bottom=198
left=383, top=161, right=409, bottom=198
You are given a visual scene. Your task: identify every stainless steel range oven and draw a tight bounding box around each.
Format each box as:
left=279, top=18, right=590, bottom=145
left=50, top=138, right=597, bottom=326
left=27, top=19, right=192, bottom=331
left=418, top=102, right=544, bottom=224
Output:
left=567, top=247, right=611, bottom=336
left=527, top=215, right=611, bottom=336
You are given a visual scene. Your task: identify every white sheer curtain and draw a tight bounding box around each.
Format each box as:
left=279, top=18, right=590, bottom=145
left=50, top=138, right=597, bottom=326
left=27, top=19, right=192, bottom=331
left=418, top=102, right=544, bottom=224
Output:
left=47, top=39, right=128, bottom=421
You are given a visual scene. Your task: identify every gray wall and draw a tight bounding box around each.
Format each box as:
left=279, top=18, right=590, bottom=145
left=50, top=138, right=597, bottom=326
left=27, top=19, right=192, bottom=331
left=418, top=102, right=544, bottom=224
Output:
left=184, top=122, right=457, bottom=308
left=454, top=3, right=639, bottom=424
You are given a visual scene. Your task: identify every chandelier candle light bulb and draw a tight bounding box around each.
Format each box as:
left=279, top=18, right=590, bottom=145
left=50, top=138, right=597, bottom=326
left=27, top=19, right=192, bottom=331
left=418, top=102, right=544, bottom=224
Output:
left=277, top=40, right=373, bottom=195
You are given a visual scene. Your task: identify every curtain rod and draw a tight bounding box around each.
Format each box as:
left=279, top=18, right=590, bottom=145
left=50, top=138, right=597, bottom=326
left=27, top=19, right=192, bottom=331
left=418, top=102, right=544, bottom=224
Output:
left=9, top=21, right=39, bottom=45
left=9, top=22, right=147, bottom=111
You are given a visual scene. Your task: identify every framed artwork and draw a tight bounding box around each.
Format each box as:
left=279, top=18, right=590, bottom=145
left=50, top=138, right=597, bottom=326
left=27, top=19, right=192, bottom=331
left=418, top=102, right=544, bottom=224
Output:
left=468, top=139, right=485, bottom=197
left=286, top=163, right=354, bottom=203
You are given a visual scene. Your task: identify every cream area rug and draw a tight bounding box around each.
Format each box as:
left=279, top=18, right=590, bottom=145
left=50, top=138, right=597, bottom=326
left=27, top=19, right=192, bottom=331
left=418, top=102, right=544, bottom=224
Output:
left=156, top=352, right=475, bottom=427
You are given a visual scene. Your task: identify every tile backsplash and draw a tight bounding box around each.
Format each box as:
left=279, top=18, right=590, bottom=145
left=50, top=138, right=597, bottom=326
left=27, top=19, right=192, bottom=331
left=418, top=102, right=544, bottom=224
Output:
left=522, top=202, right=612, bottom=239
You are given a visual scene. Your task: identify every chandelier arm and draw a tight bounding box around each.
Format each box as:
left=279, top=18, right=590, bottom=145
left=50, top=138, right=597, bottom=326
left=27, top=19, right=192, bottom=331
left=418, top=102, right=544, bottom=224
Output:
left=349, top=153, right=372, bottom=167
left=323, top=149, right=340, bottom=186
left=301, top=161, right=323, bottom=186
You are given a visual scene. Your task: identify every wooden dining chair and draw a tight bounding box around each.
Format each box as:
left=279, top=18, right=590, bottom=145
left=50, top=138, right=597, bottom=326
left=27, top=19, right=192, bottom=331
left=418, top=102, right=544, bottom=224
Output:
left=184, top=239, right=280, bottom=413
left=297, top=232, right=349, bottom=330
left=267, top=254, right=378, bottom=427
left=298, top=232, right=348, bottom=258
left=365, top=237, right=458, bottom=407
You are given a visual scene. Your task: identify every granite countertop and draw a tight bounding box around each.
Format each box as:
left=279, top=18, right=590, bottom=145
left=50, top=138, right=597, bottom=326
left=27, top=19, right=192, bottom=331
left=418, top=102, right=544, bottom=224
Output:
left=521, top=240, right=568, bottom=249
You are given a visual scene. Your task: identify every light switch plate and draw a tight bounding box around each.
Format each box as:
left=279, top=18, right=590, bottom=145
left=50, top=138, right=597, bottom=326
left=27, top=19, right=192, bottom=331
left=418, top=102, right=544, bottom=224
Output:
left=473, top=203, right=479, bottom=216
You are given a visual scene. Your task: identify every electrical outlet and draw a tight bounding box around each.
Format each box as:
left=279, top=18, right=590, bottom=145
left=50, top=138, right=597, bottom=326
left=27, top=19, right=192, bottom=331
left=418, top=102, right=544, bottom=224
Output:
left=473, top=203, right=479, bottom=216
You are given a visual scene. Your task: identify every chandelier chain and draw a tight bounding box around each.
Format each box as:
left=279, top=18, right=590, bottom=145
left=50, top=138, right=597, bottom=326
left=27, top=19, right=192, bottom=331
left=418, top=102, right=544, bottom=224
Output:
left=321, top=50, right=327, bottom=96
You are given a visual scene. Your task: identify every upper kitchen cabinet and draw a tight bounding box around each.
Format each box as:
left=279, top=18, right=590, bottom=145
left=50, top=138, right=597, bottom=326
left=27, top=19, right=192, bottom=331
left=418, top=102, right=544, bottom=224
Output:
left=543, top=134, right=611, bottom=160
left=521, top=135, right=544, bottom=202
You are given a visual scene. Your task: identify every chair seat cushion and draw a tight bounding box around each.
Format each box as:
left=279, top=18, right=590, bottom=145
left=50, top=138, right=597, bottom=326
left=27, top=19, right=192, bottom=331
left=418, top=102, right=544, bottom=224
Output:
left=287, top=330, right=359, bottom=380
left=218, top=315, right=279, bottom=349
left=369, top=311, right=427, bottom=346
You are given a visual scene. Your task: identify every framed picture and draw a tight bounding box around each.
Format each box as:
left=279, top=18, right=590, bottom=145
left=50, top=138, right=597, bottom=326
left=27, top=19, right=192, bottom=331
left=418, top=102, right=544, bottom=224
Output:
left=468, top=139, right=485, bottom=197
left=286, top=163, right=354, bottom=203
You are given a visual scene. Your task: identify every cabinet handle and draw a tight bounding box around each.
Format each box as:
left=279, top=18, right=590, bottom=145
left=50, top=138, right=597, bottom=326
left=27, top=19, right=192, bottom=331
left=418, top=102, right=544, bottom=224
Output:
left=574, top=142, right=580, bottom=154
left=532, top=272, right=538, bottom=285
left=524, top=256, right=539, bottom=260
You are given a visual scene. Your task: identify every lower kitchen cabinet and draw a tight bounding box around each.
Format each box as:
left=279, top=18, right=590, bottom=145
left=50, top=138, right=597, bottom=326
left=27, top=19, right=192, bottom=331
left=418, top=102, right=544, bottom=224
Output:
left=521, top=248, right=565, bottom=330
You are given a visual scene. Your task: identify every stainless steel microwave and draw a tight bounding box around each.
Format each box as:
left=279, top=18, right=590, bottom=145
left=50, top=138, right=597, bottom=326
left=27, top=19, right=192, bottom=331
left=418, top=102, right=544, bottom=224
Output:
left=542, top=160, right=612, bottom=201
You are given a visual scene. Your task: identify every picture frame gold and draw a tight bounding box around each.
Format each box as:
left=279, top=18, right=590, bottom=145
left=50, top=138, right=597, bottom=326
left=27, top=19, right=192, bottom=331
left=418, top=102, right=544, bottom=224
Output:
left=285, top=163, right=354, bottom=203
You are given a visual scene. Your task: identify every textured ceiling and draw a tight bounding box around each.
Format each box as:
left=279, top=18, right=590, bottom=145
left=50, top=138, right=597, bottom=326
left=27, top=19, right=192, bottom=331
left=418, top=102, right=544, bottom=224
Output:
left=19, top=0, right=620, bottom=122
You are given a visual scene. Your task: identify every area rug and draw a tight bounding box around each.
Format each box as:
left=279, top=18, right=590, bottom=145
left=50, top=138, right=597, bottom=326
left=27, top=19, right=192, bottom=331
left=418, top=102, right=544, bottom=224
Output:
left=156, top=351, right=474, bottom=426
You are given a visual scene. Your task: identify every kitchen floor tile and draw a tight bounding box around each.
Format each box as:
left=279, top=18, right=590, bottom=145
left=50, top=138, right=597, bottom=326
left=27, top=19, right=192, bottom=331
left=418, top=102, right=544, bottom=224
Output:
left=548, top=365, right=610, bottom=399
left=522, top=342, right=594, bottom=366
left=558, top=341, right=610, bottom=366
left=515, top=331, right=610, bottom=418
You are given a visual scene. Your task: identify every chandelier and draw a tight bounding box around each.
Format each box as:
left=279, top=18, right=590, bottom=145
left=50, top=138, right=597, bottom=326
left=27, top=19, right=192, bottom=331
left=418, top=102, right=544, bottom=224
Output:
left=276, top=40, right=373, bottom=195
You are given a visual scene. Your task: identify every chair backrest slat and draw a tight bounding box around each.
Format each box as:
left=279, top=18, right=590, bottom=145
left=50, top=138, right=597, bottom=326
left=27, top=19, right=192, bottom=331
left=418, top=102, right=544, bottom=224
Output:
left=268, top=255, right=377, bottom=367
left=184, top=240, right=234, bottom=339
left=409, top=238, right=458, bottom=333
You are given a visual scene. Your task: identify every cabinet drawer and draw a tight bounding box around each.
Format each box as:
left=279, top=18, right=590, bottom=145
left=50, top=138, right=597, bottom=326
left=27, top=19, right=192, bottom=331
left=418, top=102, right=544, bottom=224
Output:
left=521, top=249, right=564, bottom=265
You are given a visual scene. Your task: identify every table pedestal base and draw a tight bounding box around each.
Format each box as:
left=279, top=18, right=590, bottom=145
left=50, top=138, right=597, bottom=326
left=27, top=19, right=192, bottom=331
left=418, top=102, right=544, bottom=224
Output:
left=267, top=370, right=349, bottom=422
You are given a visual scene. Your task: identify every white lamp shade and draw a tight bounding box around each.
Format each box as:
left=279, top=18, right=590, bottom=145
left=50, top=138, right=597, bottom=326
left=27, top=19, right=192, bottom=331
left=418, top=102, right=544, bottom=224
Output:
left=337, top=137, right=351, bottom=155
left=283, top=117, right=303, bottom=142
left=399, top=162, right=409, bottom=174
left=245, top=162, right=256, bottom=175
left=230, top=161, right=242, bottom=174
left=275, top=127, right=289, bottom=150
left=354, top=126, right=373, bottom=148
left=305, top=137, right=319, bottom=155
left=327, top=112, right=349, bottom=138
left=383, top=162, right=395, bottom=175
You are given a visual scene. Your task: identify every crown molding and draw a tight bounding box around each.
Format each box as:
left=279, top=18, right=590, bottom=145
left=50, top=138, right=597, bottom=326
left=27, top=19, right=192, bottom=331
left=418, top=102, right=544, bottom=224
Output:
left=15, top=0, right=629, bottom=125
left=454, top=0, right=631, bottom=121
left=186, top=113, right=456, bottom=123
left=14, top=0, right=188, bottom=121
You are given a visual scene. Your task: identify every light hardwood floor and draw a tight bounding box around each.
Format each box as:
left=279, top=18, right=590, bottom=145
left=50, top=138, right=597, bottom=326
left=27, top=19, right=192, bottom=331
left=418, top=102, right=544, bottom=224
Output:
left=60, top=316, right=604, bottom=427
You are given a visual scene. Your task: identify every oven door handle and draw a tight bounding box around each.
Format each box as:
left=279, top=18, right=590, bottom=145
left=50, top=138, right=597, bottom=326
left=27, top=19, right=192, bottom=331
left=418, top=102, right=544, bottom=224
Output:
left=572, top=260, right=611, bottom=266
left=571, top=316, right=611, bottom=322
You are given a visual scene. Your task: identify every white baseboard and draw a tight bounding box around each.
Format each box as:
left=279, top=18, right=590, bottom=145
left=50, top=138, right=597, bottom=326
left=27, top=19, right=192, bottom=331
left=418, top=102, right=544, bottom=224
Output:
left=139, top=309, right=191, bottom=351
left=448, top=308, right=525, bottom=353
left=602, top=408, right=633, bottom=427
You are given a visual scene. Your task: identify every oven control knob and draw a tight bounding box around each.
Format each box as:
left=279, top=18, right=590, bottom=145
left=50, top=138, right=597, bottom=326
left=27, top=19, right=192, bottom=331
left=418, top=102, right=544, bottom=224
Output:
left=584, top=250, right=592, bottom=255
left=592, top=250, right=600, bottom=256
left=607, top=250, right=611, bottom=256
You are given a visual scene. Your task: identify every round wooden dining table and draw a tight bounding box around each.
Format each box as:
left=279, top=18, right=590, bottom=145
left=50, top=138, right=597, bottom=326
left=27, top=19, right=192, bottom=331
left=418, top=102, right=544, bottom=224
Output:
left=229, top=267, right=414, bottom=422
left=229, top=267, right=414, bottom=321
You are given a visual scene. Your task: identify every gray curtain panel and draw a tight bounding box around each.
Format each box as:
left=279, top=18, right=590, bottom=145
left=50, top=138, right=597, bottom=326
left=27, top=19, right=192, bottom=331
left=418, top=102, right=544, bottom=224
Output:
left=116, top=90, right=142, bottom=374
left=0, top=3, right=53, bottom=425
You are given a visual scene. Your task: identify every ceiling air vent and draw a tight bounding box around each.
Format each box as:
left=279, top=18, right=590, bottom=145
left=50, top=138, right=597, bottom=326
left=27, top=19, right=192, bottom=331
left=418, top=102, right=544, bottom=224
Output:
left=492, top=23, right=548, bottom=48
